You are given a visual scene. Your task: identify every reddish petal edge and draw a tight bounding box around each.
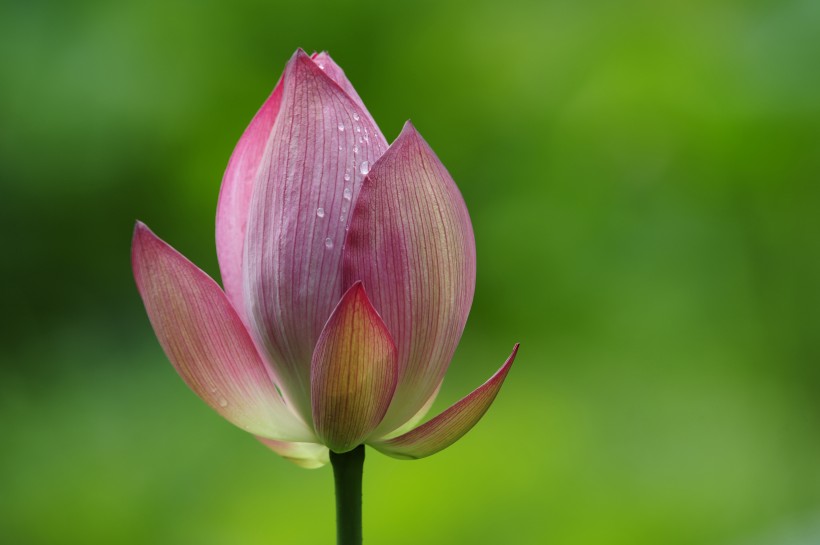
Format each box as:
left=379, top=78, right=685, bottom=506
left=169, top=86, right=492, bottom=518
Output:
left=256, top=437, right=329, bottom=469
left=369, top=344, right=519, bottom=460
left=132, top=221, right=313, bottom=442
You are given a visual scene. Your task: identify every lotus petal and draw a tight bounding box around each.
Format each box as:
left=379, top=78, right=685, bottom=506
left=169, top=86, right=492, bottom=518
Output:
left=216, top=77, right=284, bottom=322
left=371, top=345, right=518, bottom=459
left=311, top=283, right=398, bottom=453
left=243, top=49, right=388, bottom=422
left=256, top=437, right=329, bottom=469
left=132, top=222, right=312, bottom=442
left=344, top=121, right=476, bottom=434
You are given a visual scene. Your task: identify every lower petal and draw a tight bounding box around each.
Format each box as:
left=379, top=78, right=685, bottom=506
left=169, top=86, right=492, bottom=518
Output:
left=370, top=344, right=518, bottom=459
left=256, top=437, right=330, bottom=469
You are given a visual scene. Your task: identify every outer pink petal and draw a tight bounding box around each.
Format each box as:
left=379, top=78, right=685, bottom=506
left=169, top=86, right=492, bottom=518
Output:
left=343, top=121, right=477, bottom=435
left=256, top=437, right=329, bottom=469
left=132, top=222, right=313, bottom=442
left=311, top=282, right=398, bottom=453
left=243, top=49, right=388, bottom=421
left=370, top=345, right=518, bottom=459
left=216, top=77, right=284, bottom=322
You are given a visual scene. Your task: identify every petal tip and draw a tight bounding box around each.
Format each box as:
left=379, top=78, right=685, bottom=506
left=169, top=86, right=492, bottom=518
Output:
left=132, top=220, right=149, bottom=242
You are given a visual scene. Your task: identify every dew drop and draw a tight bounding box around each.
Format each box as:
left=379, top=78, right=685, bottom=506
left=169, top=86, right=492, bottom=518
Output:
left=340, top=214, right=346, bottom=223
left=353, top=145, right=359, bottom=154
left=325, top=237, right=334, bottom=249
left=316, top=207, right=325, bottom=218
left=218, top=397, right=229, bottom=408
left=360, top=161, right=370, bottom=175
left=352, top=112, right=360, bottom=121
left=337, top=123, right=345, bottom=132
left=343, top=187, right=352, bottom=200
left=355, top=126, right=361, bottom=133
left=344, top=172, right=351, bottom=182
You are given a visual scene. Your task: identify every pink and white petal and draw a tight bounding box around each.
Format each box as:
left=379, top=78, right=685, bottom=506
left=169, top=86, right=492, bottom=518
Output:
left=370, top=344, right=518, bottom=460
left=243, top=49, right=388, bottom=422
left=310, top=52, right=370, bottom=118
left=344, top=121, right=476, bottom=434
left=256, top=437, right=329, bottom=469
left=216, top=77, right=284, bottom=322
left=132, top=222, right=313, bottom=442
left=311, top=283, right=398, bottom=453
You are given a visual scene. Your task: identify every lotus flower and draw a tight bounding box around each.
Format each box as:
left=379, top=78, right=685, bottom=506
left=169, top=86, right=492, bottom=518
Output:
left=132, top=49, right=518, bottom=469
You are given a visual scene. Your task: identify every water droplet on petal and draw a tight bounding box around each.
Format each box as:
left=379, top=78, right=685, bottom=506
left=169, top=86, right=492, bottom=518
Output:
left=340, top=214, right=346, bottom=223
left=343, top=187, right=352, bottom=200
left=218, top=397, right=229, bottom=408
left=352, top=112, right=360, bottom=121
left=316, top=207, right=325, bottom=218
left=356, top=126, right=361, bottom=133
left=360, top=161, right=370, bottom=175
left=344, top=172, right=351, bottom=182
left=337, top=123, right=345, bottom=132
left=325, top=237, right=334, bottom=249
left=353, top=145, right=359, bottom=154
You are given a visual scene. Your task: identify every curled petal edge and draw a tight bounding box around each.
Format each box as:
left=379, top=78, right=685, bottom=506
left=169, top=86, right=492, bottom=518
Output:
left=256, top=437, right=330, bottom=469
left=369, top=344, right=518, bottom=460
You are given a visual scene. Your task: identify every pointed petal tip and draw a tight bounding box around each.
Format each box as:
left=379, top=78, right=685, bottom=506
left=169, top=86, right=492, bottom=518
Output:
left=132, top=220, right=149, bottom=242
left=293, top=47, right=317, bottom=67
left=348, top=279, right=365, bottom=296
left=132, top=221, right=158, bottom=282
left=387, top=120, right=430, bottom=156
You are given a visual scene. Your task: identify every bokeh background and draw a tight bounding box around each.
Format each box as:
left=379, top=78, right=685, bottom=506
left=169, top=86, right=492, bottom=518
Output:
left=2, top=0, right=819, bottom=543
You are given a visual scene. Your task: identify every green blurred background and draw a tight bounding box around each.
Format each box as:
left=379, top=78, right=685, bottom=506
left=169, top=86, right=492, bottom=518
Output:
left=2, top=0, right=819, bottom=543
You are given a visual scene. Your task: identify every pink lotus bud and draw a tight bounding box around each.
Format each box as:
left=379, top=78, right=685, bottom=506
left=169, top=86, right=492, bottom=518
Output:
left=132, top=49, right=517, bottom=468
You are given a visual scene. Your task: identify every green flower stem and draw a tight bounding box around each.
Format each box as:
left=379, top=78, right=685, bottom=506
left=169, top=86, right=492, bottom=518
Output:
left=330, top=445, right=365, bottom=545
